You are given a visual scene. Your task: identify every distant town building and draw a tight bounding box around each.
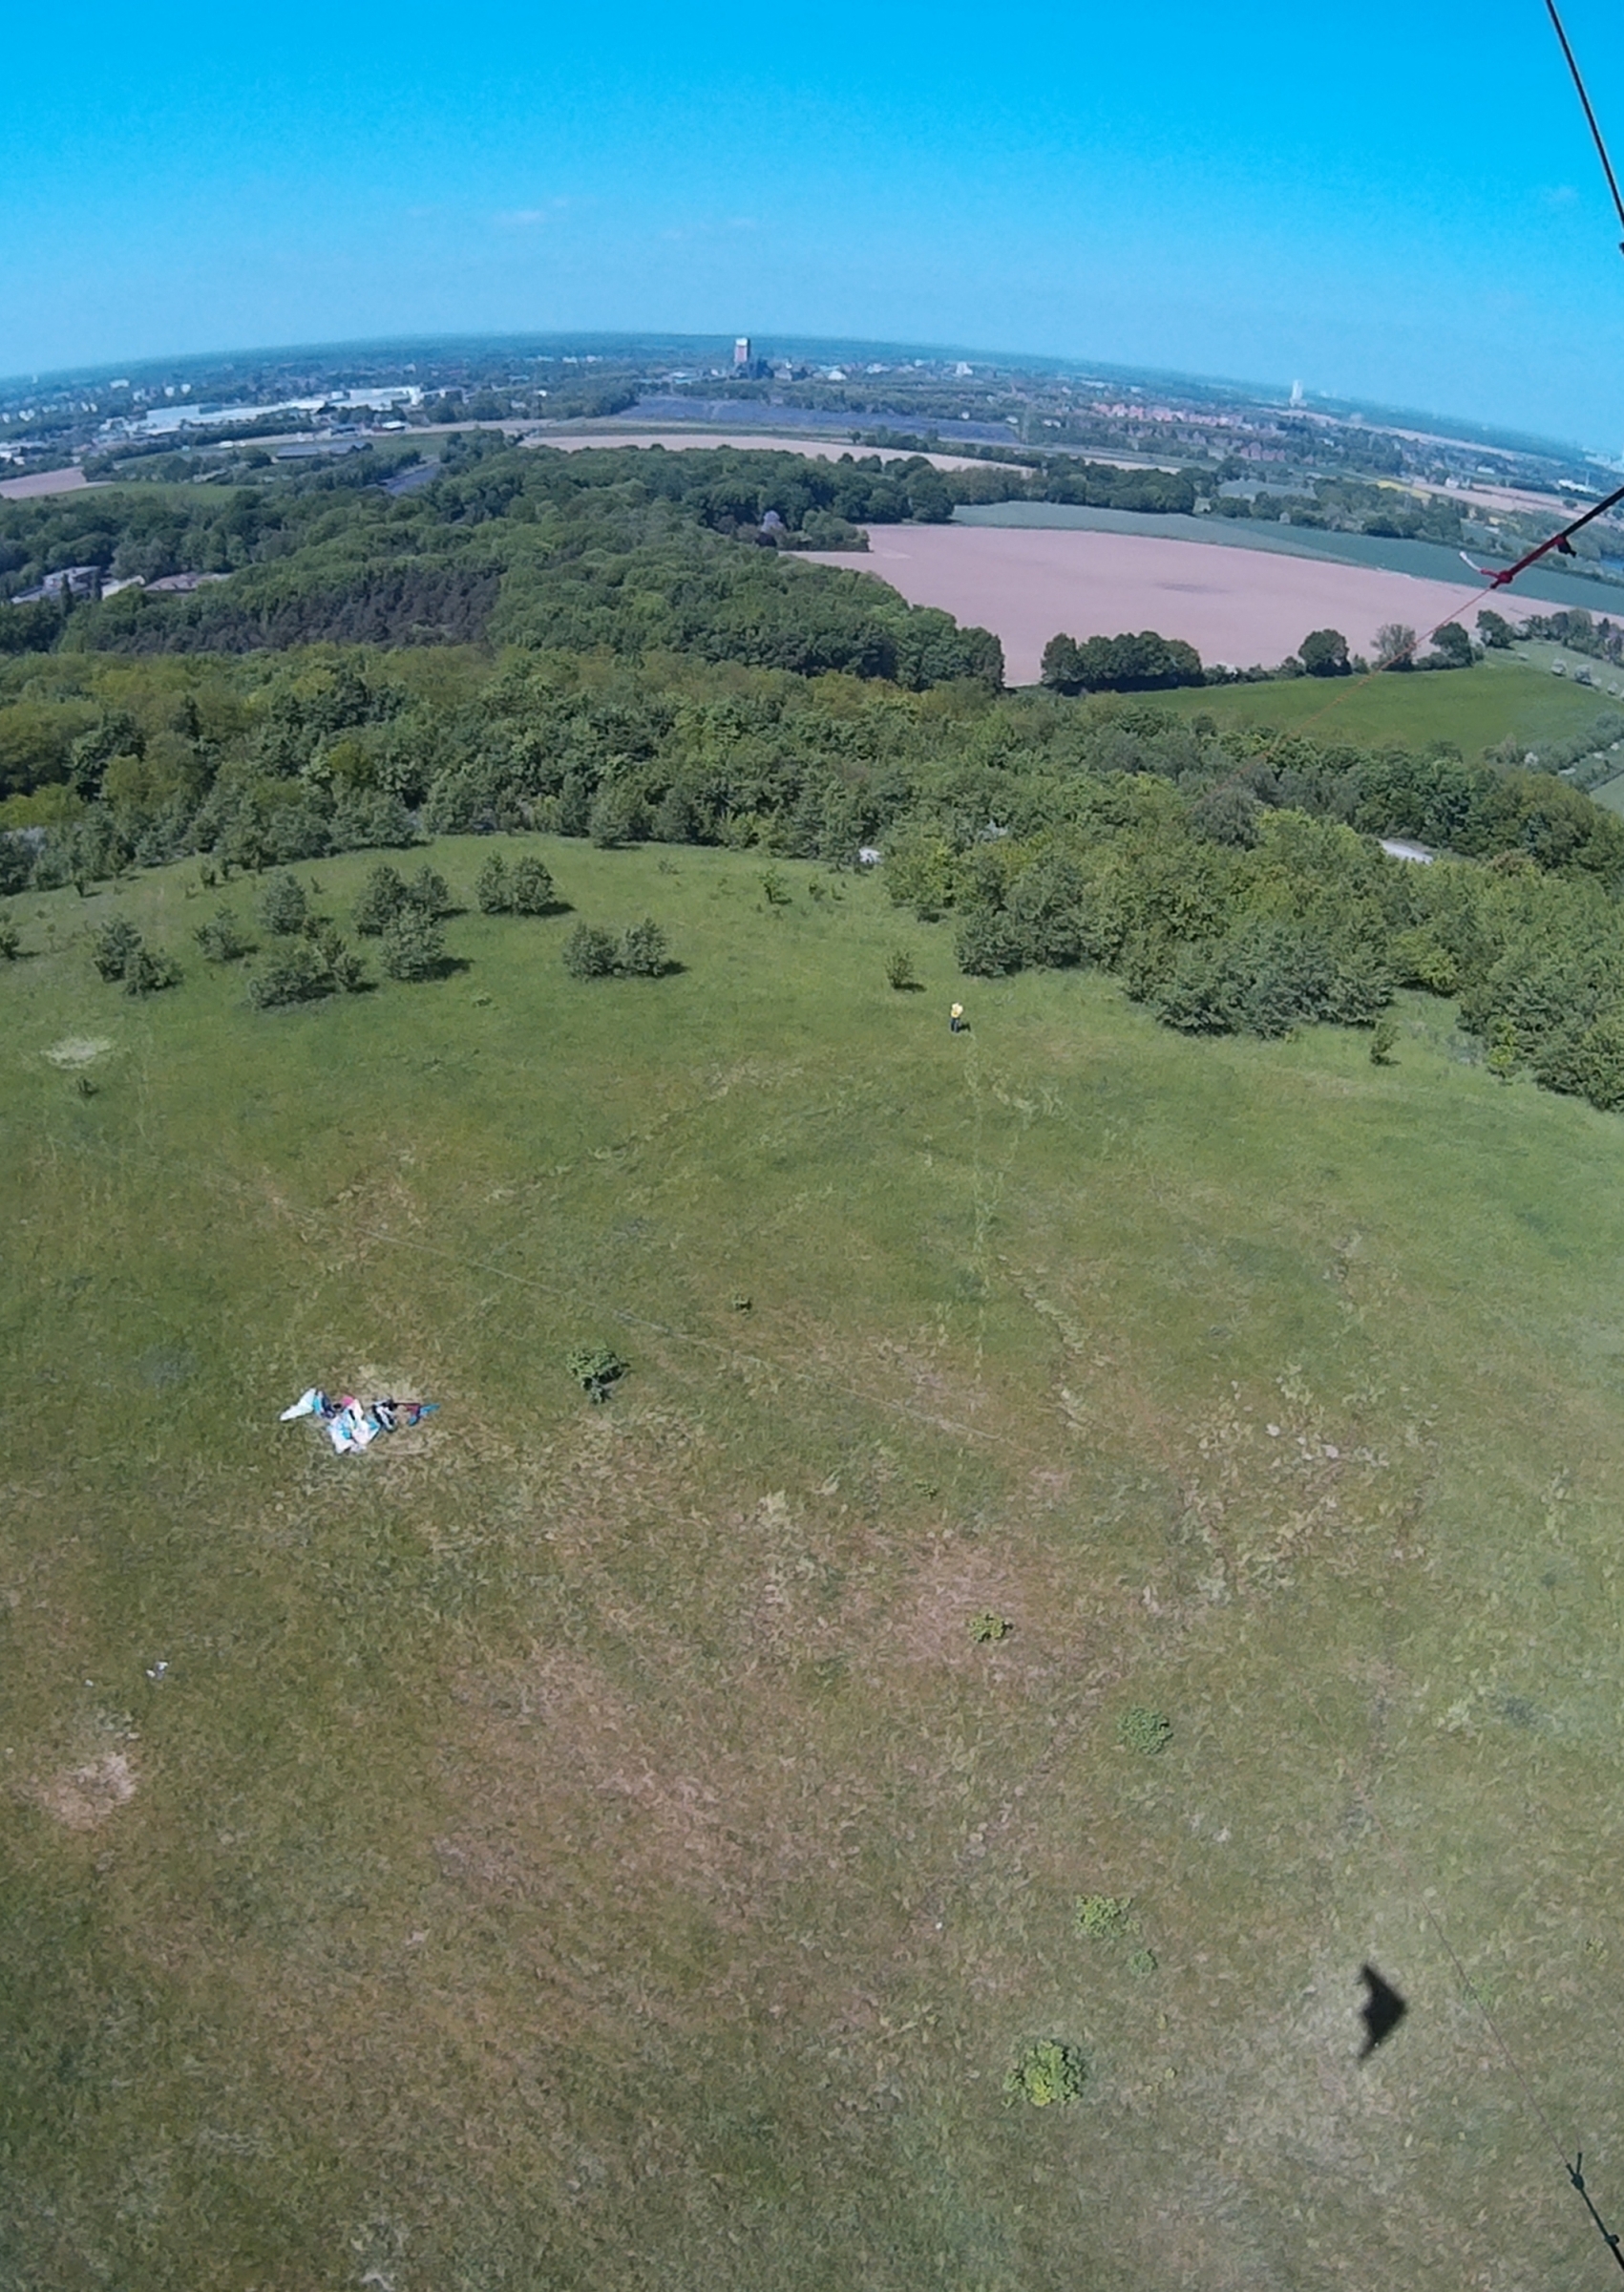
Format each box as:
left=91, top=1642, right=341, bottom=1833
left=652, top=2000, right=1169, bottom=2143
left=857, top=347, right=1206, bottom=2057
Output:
left=9, top=564, right=102, bottom=604
left=733, top=337, right=751, bottom=370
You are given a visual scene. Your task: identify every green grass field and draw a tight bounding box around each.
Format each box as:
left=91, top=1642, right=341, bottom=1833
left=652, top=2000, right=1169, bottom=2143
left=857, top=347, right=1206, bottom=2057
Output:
left=1154, top=647, right=1619, bottom=755
left=6, top=838, right=1624, bottom=2289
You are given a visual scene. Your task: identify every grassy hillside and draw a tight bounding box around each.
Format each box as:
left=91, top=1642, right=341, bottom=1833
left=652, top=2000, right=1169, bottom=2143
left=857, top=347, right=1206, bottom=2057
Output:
left=5, top=838, right=1624, bottom=2289
left=1155, top=647, right=1620, bottom=756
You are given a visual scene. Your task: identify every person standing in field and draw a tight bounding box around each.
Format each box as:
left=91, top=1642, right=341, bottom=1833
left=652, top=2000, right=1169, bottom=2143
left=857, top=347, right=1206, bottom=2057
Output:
left=950, top=1002, right=965, bottom=1033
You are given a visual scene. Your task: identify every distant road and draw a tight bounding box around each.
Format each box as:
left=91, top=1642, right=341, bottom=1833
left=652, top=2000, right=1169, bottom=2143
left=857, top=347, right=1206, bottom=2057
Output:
left=0, top=466, right=96, bottom=500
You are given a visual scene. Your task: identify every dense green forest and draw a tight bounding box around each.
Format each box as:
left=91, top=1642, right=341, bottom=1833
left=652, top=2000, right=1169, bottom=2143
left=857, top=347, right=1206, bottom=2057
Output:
left=8, top=436, right=1624, bottom=1113
left=0, top=436, right=1003, bottom=672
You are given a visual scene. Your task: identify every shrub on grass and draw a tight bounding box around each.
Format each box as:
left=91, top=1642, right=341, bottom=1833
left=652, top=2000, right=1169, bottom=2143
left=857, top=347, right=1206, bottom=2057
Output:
left=507, top=856, right=556, bottom=914
left=1370, top=1016, right=1398, bottom=1066
left=967, top=1610, right=1010, bottom=1643
left=1487, top=1020, right=1519, bottom=1081
left=761, top=866, right=792, bottom=906
left=475, top=855, right=510, bottom=913
left=193, top=906, right=254, bottom=963
left=123, top=945, right=181, bottom=996
left=617, top=917, right=670, bottom=976
left=478, top=852, right=557, bottom=915
left=259, top=873, right=308, bottom=936
left=885, top=947, right=921, bottom=990
left=1003, top=2040, right=1086, bottom=2109
left=406, top=864, right=453, bottom=918
left=1075, top=1894, right=1134, bottom=1940
left=562, top=923, right=621, bottom=979
left=91, top=917, right=144, bottom=982
left=353, top=863, right=409, bottom=936
left=246, top=940, right=334, bottom=1008
left=379, top=905, right=447, bottom=982
left=1117, top=1706, right=1172, bottom=1755
left=327, top=944, right=369, bottom=993
left=1128, top=1948, right=1159, bottom=1978
left=0, top=913, right=19, bottom=960
left=566, top=1344, right=627, bottom=1402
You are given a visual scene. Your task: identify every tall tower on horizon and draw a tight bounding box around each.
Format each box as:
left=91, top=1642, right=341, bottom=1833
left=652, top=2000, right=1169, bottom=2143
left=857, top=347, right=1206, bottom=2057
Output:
left=733, top=337, right=751, bottom=370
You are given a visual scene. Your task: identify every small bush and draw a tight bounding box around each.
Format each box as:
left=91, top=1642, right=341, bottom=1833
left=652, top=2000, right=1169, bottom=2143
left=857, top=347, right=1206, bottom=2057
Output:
left=563, top=923, right=621, bottom=979
left=0, top=914, right=19, bottom=961
left=566, top=1344, right=627, bottom=1402
left=507, top=855, right=556, bottom=914
left=885, top=947, right=921, bottom=990
left=328, top=944, right=369, bottom=993
left=193, top=906, right=254, bottom=963
left=91, top=917, right=144, bottom=983
left=1128, top=1948, right=1159, bottom=1979
left=475, top=854, right=510, bottom=913
left=0, top=839, right=32, bottom=897
left=406, top=864, right=453, bottom=918
left=1003, top=2040, right=1086, bottom=2109
left=1370, top=1016, right=1398, bottom=1066
left=967, top=1611, right=1010, bottom=1643
left=1487, top=1020, right=1519, bottom=1081
left=379, top=905, right=447, bottom=982
left=477, top=852, right=558, bottom=915
left=1076, top=1894, right=1134, bottom=1940
left=247, top=941, right=334, bottom=1008
left=353, top=863, right=409, bottom=937
left=259, top=874, right=308, bottom=936
left=761, top=866, right=792, bottom=906
left=618, top=917, right=670, bottom=977
left=1117, top=1706, right=1172, bottom=1755
left=123, top=946, right=181, bottom=997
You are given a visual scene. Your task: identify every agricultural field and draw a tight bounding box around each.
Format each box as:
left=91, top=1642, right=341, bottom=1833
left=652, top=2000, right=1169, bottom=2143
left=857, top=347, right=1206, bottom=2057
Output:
left=1152, top=647, right=1623, bottom=758
left=6, top=837, right=1624, bottom=2289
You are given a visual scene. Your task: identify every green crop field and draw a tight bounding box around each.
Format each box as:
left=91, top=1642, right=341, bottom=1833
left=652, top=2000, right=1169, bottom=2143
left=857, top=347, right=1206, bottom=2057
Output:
left=1154, top=647, right=1619, bottom=757
left=6, top=837, right=1624, bottom=2290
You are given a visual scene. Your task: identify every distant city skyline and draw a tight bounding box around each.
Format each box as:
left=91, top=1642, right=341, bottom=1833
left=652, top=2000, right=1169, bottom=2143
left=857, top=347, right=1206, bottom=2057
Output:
left=7, top=0, right=1624, bottom=449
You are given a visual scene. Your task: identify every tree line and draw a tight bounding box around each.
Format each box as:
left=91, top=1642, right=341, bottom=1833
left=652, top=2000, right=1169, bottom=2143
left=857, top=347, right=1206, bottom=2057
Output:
left=9, top=639, right=1624, bottom=1107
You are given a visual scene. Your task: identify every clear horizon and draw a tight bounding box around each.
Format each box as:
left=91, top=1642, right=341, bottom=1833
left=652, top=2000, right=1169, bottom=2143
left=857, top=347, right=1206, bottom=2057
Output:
left=8, top=0, right=1624, bottom=450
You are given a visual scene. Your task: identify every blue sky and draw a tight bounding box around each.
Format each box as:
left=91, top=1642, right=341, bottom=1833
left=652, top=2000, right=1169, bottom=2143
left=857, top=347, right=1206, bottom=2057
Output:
left=6, top=0, right=1624, bottom=446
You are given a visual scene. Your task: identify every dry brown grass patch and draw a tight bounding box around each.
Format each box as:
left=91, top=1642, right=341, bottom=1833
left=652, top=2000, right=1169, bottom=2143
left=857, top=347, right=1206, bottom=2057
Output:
left=28, top=1749, right=137, bottom=1831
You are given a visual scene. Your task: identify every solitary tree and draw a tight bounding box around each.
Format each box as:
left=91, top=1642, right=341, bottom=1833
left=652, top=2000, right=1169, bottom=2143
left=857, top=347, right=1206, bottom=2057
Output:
left=259, top=874, right=308, bottom=936
left=379, top=905, right=446, bottom=982
left=562, top=923, right=620, bottom=979
left=475, top=854, right=510, bottom=913
left=1428, top=622, right=1473, bottom=669
left=1374, top=624, right=1417, bottom=671
left=507, top=856, right=555, bottom=914
left=1297, top=627, right=1350, bottom=677
left=617, top=917, right=670, bottom=976
left=354, top=863, right=409, bottom=936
